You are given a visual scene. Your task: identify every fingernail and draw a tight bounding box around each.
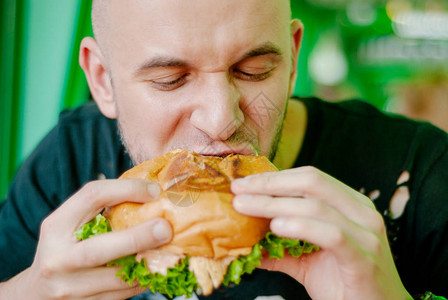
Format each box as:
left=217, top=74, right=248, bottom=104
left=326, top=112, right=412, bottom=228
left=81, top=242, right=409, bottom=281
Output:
left=152, top=220, right=172, bottom=242
left=147, top=183, right=161, bottom=199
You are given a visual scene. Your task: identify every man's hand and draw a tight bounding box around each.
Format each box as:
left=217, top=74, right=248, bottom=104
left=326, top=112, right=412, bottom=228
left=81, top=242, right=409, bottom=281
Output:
left=232, top=166, right=412, bottom=300
left=1, top=179, right=172, bottom=300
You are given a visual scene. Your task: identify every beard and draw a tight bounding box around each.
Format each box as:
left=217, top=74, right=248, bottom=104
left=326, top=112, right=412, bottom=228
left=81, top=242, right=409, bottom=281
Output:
left=116, top=104, right=286, bottom=165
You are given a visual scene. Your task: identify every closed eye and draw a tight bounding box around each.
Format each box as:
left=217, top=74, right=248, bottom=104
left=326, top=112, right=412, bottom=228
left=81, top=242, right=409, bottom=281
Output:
left=233, top=69, right=274, bottom=82
left=150, top=74, right=189, bottom=91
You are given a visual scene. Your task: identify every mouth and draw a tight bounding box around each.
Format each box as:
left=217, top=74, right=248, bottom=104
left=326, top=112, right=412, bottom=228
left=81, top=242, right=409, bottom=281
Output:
left=196, top=145, right=259, bottom=157
left=198, top=152, right=238, bottom=158
left=200, top=152, right=239, bottom=158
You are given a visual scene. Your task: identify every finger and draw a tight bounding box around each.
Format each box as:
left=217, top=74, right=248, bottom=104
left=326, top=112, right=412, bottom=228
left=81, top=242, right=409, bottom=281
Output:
left=269, top=216, right=382, bottom=269
left=50, top=179, right=161, bottom=234
left=77, top=266, right=138, bottom=296
left=232, top=166, right=374, bottom=217
left=70, top=218, right=172, bottom=268
left=234, top=193, right=382, bottom=252
left=234, top=194, right=331, bottom=219
left=258, top=252, right=308, bottom=283
left=233, top=194, right=383, bottom=230
left=232, top=166, right=366, bottom=203
left=49, top=266, right=141, bottom=298
left=86, top=286, right=146, bottom=300
left=234, top=194, right=348, bottom=225
left=37, top=266, right=146, bottom=299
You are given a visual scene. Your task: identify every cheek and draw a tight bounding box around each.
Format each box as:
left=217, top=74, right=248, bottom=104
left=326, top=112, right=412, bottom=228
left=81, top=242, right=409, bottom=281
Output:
left=241, top=69, right=290, bottom=145
left=113, top=81, right=183, bottom=153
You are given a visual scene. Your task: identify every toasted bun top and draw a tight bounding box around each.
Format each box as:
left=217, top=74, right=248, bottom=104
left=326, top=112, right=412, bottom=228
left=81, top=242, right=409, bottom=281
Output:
left=106, top=149, right=277, bottom=258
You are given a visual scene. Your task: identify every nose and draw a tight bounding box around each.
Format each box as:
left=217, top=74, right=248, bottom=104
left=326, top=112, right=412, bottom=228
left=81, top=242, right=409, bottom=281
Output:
left=190, top=73, right=244, bottom=141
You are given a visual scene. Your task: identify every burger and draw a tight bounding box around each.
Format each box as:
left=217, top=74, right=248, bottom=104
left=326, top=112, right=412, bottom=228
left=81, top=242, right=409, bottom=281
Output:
left=75, top=149, right=318, bottom=298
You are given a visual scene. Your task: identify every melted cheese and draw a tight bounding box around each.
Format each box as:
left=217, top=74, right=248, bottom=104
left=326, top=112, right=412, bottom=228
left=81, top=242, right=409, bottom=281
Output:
left=136, top=250, right=184, bottom=276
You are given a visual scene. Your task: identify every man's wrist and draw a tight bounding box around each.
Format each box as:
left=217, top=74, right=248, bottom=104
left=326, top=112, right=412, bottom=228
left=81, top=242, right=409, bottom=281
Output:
left=0, top=268, right=30, bottom=299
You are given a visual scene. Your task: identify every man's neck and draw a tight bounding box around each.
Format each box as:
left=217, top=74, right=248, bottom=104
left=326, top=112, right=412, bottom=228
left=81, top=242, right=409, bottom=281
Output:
left=272, top=98, right=307, bottom=170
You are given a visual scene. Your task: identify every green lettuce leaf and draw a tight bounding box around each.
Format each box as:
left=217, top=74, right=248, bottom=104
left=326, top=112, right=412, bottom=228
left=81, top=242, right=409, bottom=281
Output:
left=75, top=215, right=319, bottom=297
left=420, top=291, right=448, bottom=300
left=222, top=233, right=319, bottom=286
left=261, top=232, right=319, bottom=259
left=74, top=214, right=111, bottom=240
left=223, top=243, right=262, bottom=286
left=75, top=214, right=198, bottom=298
left=108, top=255, right=198, bottom=298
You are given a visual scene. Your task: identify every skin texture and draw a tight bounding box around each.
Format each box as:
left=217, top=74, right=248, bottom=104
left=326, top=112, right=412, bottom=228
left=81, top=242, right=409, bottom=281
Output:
left=232, top=168, right=412, bottom=299
left=0, top=179, right=170, bottom=299
left=0, top=0, right=413, bottom=299
left=84, top=0, right=301, bottom=165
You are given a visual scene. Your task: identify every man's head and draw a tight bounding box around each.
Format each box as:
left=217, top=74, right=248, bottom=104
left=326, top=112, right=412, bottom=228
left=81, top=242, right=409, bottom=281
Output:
left=80, top=0, right=302, bottom=164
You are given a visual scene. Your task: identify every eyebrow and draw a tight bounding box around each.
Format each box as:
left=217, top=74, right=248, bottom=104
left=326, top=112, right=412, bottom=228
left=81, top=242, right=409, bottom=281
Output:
left=239, top=42, right=283, bottom=61
left=133, top=41, right=283, bottom=76
left=134, top=57, right=189, bottom=76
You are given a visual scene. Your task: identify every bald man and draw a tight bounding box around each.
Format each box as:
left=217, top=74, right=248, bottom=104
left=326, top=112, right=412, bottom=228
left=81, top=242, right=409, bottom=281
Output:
left=1, top=1, right=448, bottom=299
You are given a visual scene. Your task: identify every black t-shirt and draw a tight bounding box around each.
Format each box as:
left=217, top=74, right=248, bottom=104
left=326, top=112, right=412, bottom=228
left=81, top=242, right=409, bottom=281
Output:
left=1, top=98, right=447, bottom=299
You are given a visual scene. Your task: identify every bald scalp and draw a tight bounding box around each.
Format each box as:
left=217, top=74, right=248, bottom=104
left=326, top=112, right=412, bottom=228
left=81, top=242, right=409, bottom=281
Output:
left=91, top=0, right=293, bottom=52
left=91, top=0, right=109, bottom=53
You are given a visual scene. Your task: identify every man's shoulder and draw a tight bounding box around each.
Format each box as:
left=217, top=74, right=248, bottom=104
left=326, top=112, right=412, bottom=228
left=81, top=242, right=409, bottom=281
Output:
left=295, top=96, right=448, bottom=202
left=328, top=98, right=448, bottom=158
left=58, top=101, right=108, bottom=125
left=40, top=101, right=127, bottom=181
left=299, top=96, right=448, bottom=142
left=53, top=101, right=119, bottom=145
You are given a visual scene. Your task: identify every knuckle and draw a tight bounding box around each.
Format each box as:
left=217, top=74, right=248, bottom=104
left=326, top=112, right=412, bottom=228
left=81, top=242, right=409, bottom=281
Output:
left=359, top=230, right=383, bottom=256
left=79, top=181, right=109, bottom=208
left=39, top=263, right=75, bottom=299
left=39, top=262, right=56, bottom=279
left=367, top=209, right=386, bottom=234
left=361, top=194, right=376, bottom=209
left=38, top=258, right=61, bottom=280
left=81, top=181, right=101, bottom=199
left=301, top=166, right=323, bottom=190
left=50, top=284, right=73, bottom=300
left=328, top=227, right=347, bottom=248
left=368, top=234, right=383, bottom=255
left=259, top=173, right=275, bottom=190
left=40, top=217, right=54, bottom=236
left=302, top=166, right=320, bottom=177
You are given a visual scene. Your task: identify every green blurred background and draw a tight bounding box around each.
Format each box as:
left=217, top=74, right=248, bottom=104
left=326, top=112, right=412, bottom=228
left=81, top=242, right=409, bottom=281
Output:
left=1, top=0, right=448, bottom=199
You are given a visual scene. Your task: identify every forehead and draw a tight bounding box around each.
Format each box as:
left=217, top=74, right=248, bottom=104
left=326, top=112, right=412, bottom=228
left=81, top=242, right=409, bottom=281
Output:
left=100, top=0, right=291, bottom=69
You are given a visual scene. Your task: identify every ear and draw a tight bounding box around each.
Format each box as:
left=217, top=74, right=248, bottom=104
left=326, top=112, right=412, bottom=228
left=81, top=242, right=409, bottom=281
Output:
left=288, top=19, right=304, bottom=97
left=79, top=37, right=117, bottom=119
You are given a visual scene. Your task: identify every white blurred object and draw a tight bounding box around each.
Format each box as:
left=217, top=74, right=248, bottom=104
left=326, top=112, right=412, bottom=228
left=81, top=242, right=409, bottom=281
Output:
left=392, top=11, right=448, bottom=40
left=346, top=2, right=377, bottom=26
left=358, top=35, right=448, bottom=63
left=309, top=32, right=348, bottom=86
